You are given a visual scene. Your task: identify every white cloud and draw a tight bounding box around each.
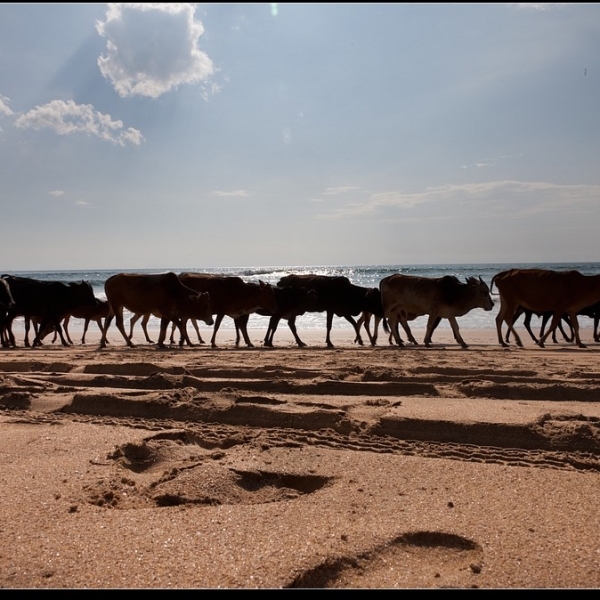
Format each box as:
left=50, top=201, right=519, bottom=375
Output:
left=49, top=190, right=65, bottom=197
left=317, top=180, right=600, bottom=220
left=511, top=3, right=570, bottom=11
left=96, top=3, right=215, bottom=99
left=14, top=100, right=144, bottom=146
left=212, top=190, right=250, bottom=198
left=0, top=94, right=13, bottom=116
left=321, top=186, right=361, bottom=196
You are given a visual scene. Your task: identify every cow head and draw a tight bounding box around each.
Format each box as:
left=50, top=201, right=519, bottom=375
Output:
left=71, top=281, right=101, bottom=307
left=259, top=280, right=279, bottom=313
left=190, top=291, right=213, bottom=326
left=470, top=277, right=494, bottom=311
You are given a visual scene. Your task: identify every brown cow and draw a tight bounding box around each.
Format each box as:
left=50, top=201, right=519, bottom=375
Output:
left=177, top=273, right=278, bottom=348
left=491, top=268, right=600, bottom=348
left=380, top=274, right=494, bottom=348
left=100, top=272, right=213, bottom=349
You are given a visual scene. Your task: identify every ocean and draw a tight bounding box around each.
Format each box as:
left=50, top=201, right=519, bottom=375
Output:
left=4, top=262, right=600, bottom=335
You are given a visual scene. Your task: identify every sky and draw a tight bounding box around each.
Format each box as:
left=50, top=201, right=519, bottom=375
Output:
left=1, top=2, right=599, bottom=271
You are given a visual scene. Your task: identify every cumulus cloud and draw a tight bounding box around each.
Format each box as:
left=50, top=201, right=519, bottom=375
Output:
left=0, top=94, right=13, bottom=116
left=96, top=3, right=215, bottom=99
left=14, top=100, right=144, bottom=146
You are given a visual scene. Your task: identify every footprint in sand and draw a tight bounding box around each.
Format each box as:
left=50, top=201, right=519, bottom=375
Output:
left=289, top=530, right=484, bottom=588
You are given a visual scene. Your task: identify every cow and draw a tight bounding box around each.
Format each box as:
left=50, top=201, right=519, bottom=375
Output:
left=100, top=272, right=213, bottom=349
left=380, top=274, right=494, bottom=348
left=177, top=273, right=279, bottom=348
left=48, top=300, right=110, bottom=345
left=492, top=269, right=600, bottom=348
left=504, top=307, right=572, bottom=346
left=2, top=274, right=100, bottom=348
left=578, top=300, right=600, bottom=343
left=275, top=274, right=384, bottom=348
left=233, top=285, right=320, bottom=348
left=0, top=277, right=16, bottom=348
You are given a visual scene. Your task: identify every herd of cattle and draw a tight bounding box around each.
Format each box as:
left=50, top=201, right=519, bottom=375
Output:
left=1, top=269, right=600, bottom=351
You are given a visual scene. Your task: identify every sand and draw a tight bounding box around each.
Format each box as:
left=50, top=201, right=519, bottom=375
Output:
left=1, top=322, right=600, bottom=589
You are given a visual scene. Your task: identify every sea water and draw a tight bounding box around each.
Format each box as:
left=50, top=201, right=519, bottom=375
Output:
left=3, top=262, right=600, bottom=335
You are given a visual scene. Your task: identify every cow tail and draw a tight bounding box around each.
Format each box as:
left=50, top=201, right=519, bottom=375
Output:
left=490, top=274, right=499, bottom=295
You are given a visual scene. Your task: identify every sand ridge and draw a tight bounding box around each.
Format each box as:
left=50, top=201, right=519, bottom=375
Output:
left=1, top=326, right=600, bottom=588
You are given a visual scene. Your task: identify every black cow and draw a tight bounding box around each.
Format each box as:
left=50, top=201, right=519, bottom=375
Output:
left=2, top=274, right=100, bottom=348
left=233, top=285, right=319, bottom=348
left=276, top=274, right=383, bottom=348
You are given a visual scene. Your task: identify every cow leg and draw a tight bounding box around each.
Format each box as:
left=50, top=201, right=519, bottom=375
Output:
left=210, top=314, right=225, bottom=348
left=537, top=312, right=563, bottom=348
left=398, top=318, right=416, bottom=345
left=505, top=308, right=521, bottom=344
left=325, top=312, right=335, bottom=348
left=369, top=314, right=383, bottom=346
left=114, top=309, right=135, bottom=347
left=35, top=318, right=69, bottom=347
left=4, top=314, right=16, bottom=347
left=128, top=314, right=139, bottom=340
left=81, top=318, right=93, bottom=344
left=171, top=317, right=189, bottom=348
left=178, top=318, right=194, bottom=347
left=234, top=315, right=250, bottom=347
left=234, top=315, right=249, bottom=347
left=387, top=313, right=405, bottom=347
left=423, top=314, right=439, bottom=347
left=190, top=318, right=205, bottom=344
left=287, top=316, right=306, bottom=348
left=565, top=313, right=585, bottom=348
left=345, top=315, right=362, bottom=346
left=239, top=317, right=254, bottom=348
left=523, top=311, right=541, bottom=344
left=558, top=315, right=573, bottom=343
left=264, top=315, right=280, bottom=347
left=496, top=302, right=522, bottom=348
left=448, top=316, right=468, bottom=348
left=100, top=313, right=113, bottom=348
left=156, top=317, right=172, bottom=349
left=356, top=312, right=373, bottom=345
left=24, top=317, right=33, bottom=347
left=141, top=315, right=154, bottom=344
left=63, top=316, right=74, bottom=345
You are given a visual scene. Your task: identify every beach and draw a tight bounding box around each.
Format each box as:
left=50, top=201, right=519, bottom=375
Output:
left=1, top=324, right=600, bottom=588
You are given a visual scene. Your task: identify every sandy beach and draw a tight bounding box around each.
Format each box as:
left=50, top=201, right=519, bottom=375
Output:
left=1, top=323, right=600, bottom=589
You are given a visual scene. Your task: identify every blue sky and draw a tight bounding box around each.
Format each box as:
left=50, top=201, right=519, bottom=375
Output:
left=1, top=3, right=599, bottom=270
